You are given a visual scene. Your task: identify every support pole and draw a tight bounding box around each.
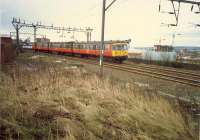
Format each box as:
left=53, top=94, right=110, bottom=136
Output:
left=86, top=28, right=93, bottom=42
left=87, top=32, right=90, bottom=42
left=33, top=26, right=37, bottom=47
left=100, top=0, right=117, bottom=76
left=198, top=114, right=200, bottom=140
left=12, top=17, right=93, bottom=47
left=100, top=0, right=106, bottom=76
left=16, top=24, right=20, bottom=49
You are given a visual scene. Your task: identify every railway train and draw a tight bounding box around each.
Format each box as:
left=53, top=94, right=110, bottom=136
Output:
left=30, top=38, right=131, bottom=63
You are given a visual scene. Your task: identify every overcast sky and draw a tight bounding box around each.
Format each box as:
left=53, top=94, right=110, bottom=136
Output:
left=0, top=0, right=200, bottom=47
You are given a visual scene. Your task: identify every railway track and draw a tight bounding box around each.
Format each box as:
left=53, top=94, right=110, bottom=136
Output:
left=124, top=62, right=200, bottom=79
left=65, top=56, right=200, bottom=88
left=27, top=51, right=200, bottom=88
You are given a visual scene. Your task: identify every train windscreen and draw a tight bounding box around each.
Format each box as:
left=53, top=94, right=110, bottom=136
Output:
left=112, top=44, right=128, bottom=50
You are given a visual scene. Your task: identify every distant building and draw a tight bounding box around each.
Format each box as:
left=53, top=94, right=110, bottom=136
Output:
left=0, top=37, right=16, bottom=64
left=154, top=45, right=174, bottom=52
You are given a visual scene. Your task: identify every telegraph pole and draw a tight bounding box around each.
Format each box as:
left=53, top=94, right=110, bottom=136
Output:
left=100, top=0, right=117, bottom=76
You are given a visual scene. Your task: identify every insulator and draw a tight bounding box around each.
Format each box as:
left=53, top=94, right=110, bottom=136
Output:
left=191, top=5, right=194, bottom=12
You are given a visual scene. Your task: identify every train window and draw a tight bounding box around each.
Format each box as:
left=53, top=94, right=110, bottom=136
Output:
left=52, top=43, right=55, bottom=48
left=78, top=44, right=83, bottom=49
left=87, top=45, right=90, bottom=50
left=85, top=44, right=89, bottom=50
left=97, top=45, right=101, bottom=50
left=86, top=44, right=89, bottom=50
left=96, top=45, right=106, bottom=50
left=54, top=43, right=57, bottom=48
left=112, top=46, right=114, bottom=50
left=74, top=44, right=77, bottom=49
left=75, top=44, right=78, bottom=49
left=65, top=44, right=68, bottom=48
left=87, top=44, right=90, bottom=50
left=122, top=45, right=128, bottom=50
left=37, top=42, right=41, bottom=47
left=67, top=45, right=70, bottom=49
left=81, top=44, right=84, bottom=49
left=112, top=44, right=127, bottom=50
left=90, top=45, right=93, bottom=50
left=124, top=45, right=129, bottom=50
left=68, top=43, right=73, bottom=48
left=119, top=45, right=124, bottom=50
left=53, top=43, right=56, bottom=48
left=56, top=43, right=60, bottom=48
left=93, top=45, right=96, bottom=50
left=73, top=44, right=76, bottom=49
left=45, top=43, right=47, bottom=47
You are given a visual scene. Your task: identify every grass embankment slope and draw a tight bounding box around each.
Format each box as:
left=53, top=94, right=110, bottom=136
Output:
left=0, top=54, right=195, bottom=140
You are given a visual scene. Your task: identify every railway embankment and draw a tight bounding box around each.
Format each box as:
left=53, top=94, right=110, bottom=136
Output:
left=0, top=52, right=197, bottom=140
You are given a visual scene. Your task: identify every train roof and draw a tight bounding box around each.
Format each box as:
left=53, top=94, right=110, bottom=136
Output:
left=49, top=40, right=131, bottom=44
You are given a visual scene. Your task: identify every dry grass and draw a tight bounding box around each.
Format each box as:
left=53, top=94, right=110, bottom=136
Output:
left=0, top=55, right=195, bottom=140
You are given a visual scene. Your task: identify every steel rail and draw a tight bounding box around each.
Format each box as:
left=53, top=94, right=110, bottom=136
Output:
left=125, top=62, right=200, bottom=77
left=123, top=62, right=200, bottom=80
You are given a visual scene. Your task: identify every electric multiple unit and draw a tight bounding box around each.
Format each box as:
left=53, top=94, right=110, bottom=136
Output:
left=32, top=39, right=131, bottom=63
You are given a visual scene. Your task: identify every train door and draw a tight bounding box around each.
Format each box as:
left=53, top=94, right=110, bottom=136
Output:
left=104, top=43, right=111, bottom=57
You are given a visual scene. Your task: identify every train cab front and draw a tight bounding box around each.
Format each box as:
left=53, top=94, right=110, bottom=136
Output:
left=111, top=42, right=129, bottom=63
